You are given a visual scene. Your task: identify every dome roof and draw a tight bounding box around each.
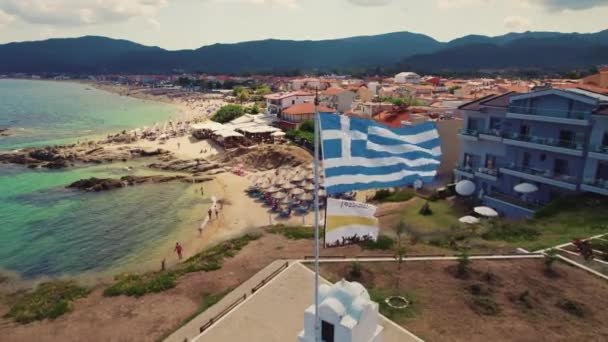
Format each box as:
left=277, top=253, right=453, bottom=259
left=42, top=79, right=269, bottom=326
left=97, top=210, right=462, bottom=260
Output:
left=319, top=279, right=372, bottom=322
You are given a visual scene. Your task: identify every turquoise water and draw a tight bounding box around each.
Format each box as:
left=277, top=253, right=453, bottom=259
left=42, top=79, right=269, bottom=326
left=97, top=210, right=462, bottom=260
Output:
left=0, top=79, right=177, bottom=150
left=0, top=80, right=207, bottom=279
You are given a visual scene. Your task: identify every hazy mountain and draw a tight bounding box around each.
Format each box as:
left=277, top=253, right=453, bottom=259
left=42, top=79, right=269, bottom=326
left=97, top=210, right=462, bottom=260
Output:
left=0, top=30, right=607, bottom=74
left=0, top=32, right=441, bottom=74
left=400, top=30, right=608, bottom=72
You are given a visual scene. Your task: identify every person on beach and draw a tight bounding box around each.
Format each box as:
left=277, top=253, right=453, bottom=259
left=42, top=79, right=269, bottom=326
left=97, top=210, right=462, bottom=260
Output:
left=208, top=208, right=213, bottom=220
left=200, top=186, right=204, bottom=195
left=177, top=142, right=181, bottom=150
left=215, top=207, right=219, bottom=218
left=174, top=243, right=183, bottom=260
left=198, top=226, right=203, bottom=236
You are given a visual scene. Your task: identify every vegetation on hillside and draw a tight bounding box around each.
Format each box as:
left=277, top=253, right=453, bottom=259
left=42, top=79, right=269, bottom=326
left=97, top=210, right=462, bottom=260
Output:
left=211, top=104, right=245, bottom=123
left=5, top=281, right=89, bottom=323
left=268, top=225, right=315, bottom=240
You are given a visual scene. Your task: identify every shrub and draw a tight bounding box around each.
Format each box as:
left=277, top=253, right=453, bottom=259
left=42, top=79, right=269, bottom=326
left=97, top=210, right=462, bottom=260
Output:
left=419, top=201, right=432, bottom=216
left=457, top=249, right=470, bottom=276
left=211, top=104, right=245, bottom=123
left=370, top=188, right=415, bottom=203
left=6, top=281, right=88, bottom=323
left=268, top=225, right=315, bottom=240
left=471, top=297, right=501, bottom=316
left=544, top=248, right=559, bottom=273
left=557, top=299, right=585, bottom=318
left=361, top=235, right=395, bottom=250
left=103, top=272, right=177, bottom=297
left=349, top=261, right=362, bottom=279
left=481, top=221, right=540, bottom=242
left=518, top=290, right=533, bottom=309
left=299, top=120, right=314, bottom=133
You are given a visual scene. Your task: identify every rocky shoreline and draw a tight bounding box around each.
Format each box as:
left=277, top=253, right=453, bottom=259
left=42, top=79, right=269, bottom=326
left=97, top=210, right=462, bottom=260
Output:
left=0, top=128, right=9, bottom=137
left=66, top=175, right=209, bottom=192
left=0, top=145, right=169, bottom=169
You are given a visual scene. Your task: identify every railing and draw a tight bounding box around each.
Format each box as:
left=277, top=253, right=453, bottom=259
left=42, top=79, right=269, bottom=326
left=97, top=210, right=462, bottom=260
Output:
left=503, top=132, right=584, bottom=151
left=199, top=294, right=247, bottom=333
left=455, top=164, right=475, bottom=174
left=475, top=167, right=499, bottom=177
left=458, top=128, right=479, bottom=137
left=478, top=128, right=503, bottom=137
left=251, top=261, right=289, bottom=294
left=501, top=165, right=578, bottom=185
left=507, top=105, right=590, bottom=120
left=486, top=190, right=542, bottom=210
left=590, top=145, right=608, bottom=155
left=583, top=178, right=608, bottom=189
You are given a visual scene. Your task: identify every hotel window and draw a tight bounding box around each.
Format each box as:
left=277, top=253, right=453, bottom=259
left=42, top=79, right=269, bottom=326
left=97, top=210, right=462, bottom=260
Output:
left=554, top=159, right=569, bottom=176
left=522, top=152, right=531, bottom=169
left=485, top=155, right=497, bottom=169
left=602, top=132, right=608, bottom=147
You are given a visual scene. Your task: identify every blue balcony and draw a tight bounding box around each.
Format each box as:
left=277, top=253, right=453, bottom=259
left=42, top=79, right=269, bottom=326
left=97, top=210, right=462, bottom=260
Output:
left=502, top=132, right=584, bottom=157
left=484, top=191, right=540, bottom=219
left=454, top=164, right=475, bottom=178
left=581, top=178, right=608, bottom=196
left=457, top=128, right=479, bottom=141
left=478, top=129, right=503, bottom=142
left=499, top=165, right=578, bottom=190
left=588, top=145, right=608, bottom=161
left=474, top=166, right=500, bottom=182
left=507, top=105, right=590, bottom=126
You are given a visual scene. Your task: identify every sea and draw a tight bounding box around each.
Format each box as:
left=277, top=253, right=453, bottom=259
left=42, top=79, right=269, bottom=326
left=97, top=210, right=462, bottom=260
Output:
left=0, top=79, right=208, bottom=280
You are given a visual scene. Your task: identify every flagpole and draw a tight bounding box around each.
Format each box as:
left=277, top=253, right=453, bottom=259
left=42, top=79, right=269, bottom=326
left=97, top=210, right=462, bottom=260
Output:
left=313, top=88, right=321, bottom=341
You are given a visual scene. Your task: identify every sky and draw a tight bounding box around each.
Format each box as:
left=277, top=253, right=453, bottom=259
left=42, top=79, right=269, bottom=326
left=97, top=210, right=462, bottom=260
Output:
left=0, top=0, right=607, bottom=50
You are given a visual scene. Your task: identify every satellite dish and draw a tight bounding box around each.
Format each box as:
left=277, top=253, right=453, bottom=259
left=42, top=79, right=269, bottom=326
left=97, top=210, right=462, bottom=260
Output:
left=413, top=179, right=423, bottom=190
left=455, top=180, right=475, bottom=196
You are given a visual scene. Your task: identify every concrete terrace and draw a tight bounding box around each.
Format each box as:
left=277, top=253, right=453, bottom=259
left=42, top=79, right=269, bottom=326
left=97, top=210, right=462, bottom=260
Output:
left=185, top=262, right=422, bottom=342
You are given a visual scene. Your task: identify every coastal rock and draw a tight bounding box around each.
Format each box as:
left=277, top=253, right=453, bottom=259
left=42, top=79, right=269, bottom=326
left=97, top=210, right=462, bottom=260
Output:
left=0, top=128, right=10, bottom=137
left=148, top=159, right=222, bottom=174
left=67, top=175, right=187, bottom=192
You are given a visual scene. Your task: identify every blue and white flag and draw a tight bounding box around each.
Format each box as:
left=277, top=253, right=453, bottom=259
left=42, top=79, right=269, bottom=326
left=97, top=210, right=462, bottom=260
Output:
left=319, top=112, right=441, bottom=194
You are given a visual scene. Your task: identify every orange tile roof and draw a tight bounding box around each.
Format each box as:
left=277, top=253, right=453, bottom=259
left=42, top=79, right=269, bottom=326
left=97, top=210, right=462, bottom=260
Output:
left=283, top=103, right=335, bottom=115
left=322, top=87, right=346, bottom=96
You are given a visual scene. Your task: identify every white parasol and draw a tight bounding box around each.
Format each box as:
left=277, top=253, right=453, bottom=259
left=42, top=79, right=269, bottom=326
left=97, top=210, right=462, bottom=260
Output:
left=291, top=188, right=305, bottom=195
left=514, top=183, right=538, bottom=194
left=459, top=216, right=480, bottom=224
left=273, top=192, right=287, bottom=200
left=474, top=206, right=498, bottom=218
left=455, top=180, right=476, bottom=196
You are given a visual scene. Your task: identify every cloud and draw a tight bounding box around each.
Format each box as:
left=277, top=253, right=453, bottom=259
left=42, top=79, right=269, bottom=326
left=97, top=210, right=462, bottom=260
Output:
left=503, top=15, right=531, bottom=30
left=0, top=0, right=167, bottom=26
left=347, top=0, right=393, bottom=6
left=537, top=0, right=608, bottom=11
left=0, top=9, right=13, bottom=27
left=436, top=0, right=487, bottom=9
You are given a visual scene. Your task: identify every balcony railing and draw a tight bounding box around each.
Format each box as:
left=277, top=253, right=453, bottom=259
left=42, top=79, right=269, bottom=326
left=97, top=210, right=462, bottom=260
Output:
left=476, top=167, right=499, bottom=177
left=590, top=145, right=608, bottom=155
left=458, top=128, right=479, bottom=137
left=486, top=190, right=543, bottom=211
left=502, top=165, right=578, bottom=185
left=583, top=178, right=608, bottom=189
left=478, top=128, right=503, bottom=138
left=503, top=132, right=584, bottom=151
left=455, top=164, right=475, bottom=174
left=507, top=105, right=590, bottom=121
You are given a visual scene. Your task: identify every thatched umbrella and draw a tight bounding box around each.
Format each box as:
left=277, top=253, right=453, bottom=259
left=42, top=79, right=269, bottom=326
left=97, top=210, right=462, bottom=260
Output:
left=303, top=183, right=315, bottom=192
left=291, top=188, right=305, bottom=196
left=282, top=183, right=296, bottom=190
left=266, top=186, right=282, bottom=193
left=292, top=174, right=305, bottom=183
left=273, top=192, right=287, bottom=200
left=299, top=193, right=314, bottom=201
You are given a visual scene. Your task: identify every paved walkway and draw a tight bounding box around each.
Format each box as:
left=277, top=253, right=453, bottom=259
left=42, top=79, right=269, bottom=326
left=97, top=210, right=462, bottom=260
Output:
left=164, top=259, right=289, bottom=342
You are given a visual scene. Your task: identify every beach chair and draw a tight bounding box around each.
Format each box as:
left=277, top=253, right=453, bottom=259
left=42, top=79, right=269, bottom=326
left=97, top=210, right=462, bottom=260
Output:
left=279, top=208, right=292, bottom=218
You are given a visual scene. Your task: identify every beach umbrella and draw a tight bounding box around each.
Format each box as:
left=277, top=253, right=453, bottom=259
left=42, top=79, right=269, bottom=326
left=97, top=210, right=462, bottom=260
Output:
left=274, top=179, right=287, bottom=187
left=318, top=189, right=327, bottom=197
left=273, top=192, right=287, bottom=200
left=266, top=186, right=281, bottom=193
left=474, top=206, right=498, bottom=218
left=303, top=183, right=315, bottom=191
left=282, top=183, right=296, bottom=190
left=280, top=197, right=291, bottom=205
left=299, top=193, right=314, bottom=201
left=459, top=216, right=480, bottom=224
left=292, top=174, right=305, bottom=183
left=257, top=182, right=271, bottom=189
left=455, top=180, right=476, bottom=196
left=291, top=188, right=305, bottom=196
left=514, top=183, right=538, bottom=194
left=305, top=173, right=314, bottom=181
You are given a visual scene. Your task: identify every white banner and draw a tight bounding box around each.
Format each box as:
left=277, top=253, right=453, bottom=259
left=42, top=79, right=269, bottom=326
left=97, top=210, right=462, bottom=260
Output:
left=325, top=198, right=379, bottom=248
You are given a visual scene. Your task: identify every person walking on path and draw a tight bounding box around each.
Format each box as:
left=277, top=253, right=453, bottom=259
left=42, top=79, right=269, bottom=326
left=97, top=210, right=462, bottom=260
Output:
left=215, top=207, right=219, bottom=219
left=174, top=242, right=183, bottom=260
left=177, top=142, right=181, bottom=150
left=208, top=208, right=213, bottom=220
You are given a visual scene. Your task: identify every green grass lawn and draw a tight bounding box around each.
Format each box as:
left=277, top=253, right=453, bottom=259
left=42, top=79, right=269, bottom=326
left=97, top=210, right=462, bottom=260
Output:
left=399, top=197, right=462, bottom=236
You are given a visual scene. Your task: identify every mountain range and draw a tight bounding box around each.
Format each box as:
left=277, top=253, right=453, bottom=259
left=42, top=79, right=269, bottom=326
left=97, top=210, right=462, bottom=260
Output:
left=1, top=30, right=607, bottom=74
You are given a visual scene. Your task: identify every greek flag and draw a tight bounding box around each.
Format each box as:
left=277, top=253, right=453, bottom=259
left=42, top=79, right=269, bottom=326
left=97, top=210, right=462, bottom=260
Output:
left=319, top=112, right=441, bottom=194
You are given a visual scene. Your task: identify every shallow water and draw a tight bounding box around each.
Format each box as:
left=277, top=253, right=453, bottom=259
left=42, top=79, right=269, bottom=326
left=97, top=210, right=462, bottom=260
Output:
left=0, top=79, right=176, bottom=150
left=0, top=80, right=207, bottom=280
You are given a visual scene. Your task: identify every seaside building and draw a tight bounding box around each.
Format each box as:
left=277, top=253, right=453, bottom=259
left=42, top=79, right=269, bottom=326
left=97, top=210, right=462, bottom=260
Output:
left=455, top=88, right=608, bottom=219
left=265, top=91, right=315, bottom=115
left=319, top=88, right=356, bottom=113
left=394, top=72, right=421, bottom=85
left=298, top=279, right=383, bottom=342
left=277, top=103, right=335, bottom=129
